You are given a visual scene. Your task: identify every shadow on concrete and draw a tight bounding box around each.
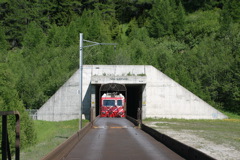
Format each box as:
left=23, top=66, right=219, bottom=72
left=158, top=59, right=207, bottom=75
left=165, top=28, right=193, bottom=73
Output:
left=83, top=83, right=91, bottom=120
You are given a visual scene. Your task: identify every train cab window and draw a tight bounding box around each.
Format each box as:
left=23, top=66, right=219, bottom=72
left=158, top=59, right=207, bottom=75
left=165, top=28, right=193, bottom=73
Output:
left=103, top=100, right=115, bottom=106
left=117, top=100, right=122, bottom=106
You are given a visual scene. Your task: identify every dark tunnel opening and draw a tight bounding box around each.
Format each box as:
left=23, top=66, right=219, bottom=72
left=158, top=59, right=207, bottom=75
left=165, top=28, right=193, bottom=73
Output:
left=95, top=84, right=145, bottom=119
left=126, top=85, right=144, bottom=119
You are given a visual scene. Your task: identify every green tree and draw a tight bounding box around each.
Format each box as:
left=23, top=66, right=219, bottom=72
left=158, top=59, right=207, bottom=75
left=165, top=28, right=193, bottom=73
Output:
left=184, top=10, right=220, bottom=47
left=0, top=26, right=8, bottom=51
left=174, top=1, right=186, bottom=37
left=227, top=0, right=240, bottom=23
left=0, top=0, right=26, bottom=47
left=73, top=9, right=112, bottom=41
left=47, top=24, right=68, bottom=47
left=22, top=21, right=46, bottom=50
left=148, top=0, right=174, bottom=38
left=0, top=62, right=36, bottom=151
left=40, top=0, right=81, bottom=26
left=180, top=0, right=224, bottom=12
left=219, top=0, right=233, bottom=36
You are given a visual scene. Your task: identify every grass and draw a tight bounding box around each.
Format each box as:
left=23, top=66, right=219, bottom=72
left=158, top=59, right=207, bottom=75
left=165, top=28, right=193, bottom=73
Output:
left=20, top=119, right=89, bottom=160
left=219, top=110, right=240, bottom=119
left=143, top=116, right=240, bottom=151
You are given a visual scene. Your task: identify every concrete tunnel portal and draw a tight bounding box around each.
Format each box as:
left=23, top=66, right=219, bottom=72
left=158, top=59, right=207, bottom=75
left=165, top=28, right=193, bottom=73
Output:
left=92, top=83, right=146, bottom=119
left=37, top=65, right=228, bottom=121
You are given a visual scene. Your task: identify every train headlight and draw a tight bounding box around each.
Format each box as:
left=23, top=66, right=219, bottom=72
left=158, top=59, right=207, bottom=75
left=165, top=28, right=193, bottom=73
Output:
left=119, top=112, right=123, bottom=115
left=102, top=111, right=106, bottom=114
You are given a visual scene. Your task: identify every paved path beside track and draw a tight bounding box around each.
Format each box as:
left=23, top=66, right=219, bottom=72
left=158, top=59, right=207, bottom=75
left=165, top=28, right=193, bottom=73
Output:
left=65, top=118, right=184, bottom=160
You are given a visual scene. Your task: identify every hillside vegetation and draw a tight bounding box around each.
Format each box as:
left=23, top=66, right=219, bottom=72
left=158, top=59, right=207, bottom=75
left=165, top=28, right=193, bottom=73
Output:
left=0, top=0, right=240, bottom=149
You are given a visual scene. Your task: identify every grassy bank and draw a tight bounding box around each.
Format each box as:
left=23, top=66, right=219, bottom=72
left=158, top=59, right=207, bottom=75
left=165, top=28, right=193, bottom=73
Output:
left=143, top=114, right=240, bottom=158
left=20, top=119, right=89, bottom=160
left=145, top=119, right=240, bottom=147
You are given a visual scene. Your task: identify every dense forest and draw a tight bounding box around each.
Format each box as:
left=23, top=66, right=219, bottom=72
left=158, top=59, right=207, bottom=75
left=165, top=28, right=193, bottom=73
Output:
left=0, top=0, right=240, bottom=149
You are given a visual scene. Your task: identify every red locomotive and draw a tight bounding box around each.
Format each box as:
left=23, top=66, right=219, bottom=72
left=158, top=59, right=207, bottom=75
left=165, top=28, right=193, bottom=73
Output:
left=100, top=92, right=126, bottom=117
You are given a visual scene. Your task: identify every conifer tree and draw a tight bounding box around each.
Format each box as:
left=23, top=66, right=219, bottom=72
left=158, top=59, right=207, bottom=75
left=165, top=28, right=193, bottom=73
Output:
left=0, top=0, right=28, bottom=47
left=174, top=1, right=185, bottom=35
left=0, top=26, right=8, bottom=51
left=219, top=0, right=233, bottom=36
left=0, top=62, right=36, bottom=150
left=148, top=0, right=174, bottom=38
left=227, top=0, right=240, bottom=23
left=23, top=22, right=46, bottom=49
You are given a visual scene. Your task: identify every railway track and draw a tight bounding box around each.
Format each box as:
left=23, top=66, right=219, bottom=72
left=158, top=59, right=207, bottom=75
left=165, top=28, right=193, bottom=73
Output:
left=42, top=117, right=215, bottom=160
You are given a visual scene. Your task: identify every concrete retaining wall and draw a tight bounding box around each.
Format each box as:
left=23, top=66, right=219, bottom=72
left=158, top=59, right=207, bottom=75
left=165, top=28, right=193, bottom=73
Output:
left=145, top=66, right=226, bottom=119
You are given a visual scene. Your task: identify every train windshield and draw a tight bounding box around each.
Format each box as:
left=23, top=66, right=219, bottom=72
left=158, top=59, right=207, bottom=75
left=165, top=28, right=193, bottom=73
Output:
left=103, top=100, right=115, bottom=106
left=117, top=100, right=122, bottom=106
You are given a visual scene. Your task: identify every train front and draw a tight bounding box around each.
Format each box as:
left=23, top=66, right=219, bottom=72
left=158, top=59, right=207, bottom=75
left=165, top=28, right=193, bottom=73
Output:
left=100, top=93, right=125, bottom=118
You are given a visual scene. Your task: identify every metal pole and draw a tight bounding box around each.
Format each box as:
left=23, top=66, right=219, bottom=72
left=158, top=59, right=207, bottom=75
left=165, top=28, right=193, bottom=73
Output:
left=2, top=115, right=7, bottom=160
left=15, top=113, right=20, bottom=160
left=79, top=33, right=83, bottom=130
left=78, top=33, right=117, bottom=130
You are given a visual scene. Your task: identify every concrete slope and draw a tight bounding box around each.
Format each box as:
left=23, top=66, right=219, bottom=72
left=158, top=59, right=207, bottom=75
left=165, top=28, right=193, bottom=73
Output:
left=145, top=66, right=227, bottom=119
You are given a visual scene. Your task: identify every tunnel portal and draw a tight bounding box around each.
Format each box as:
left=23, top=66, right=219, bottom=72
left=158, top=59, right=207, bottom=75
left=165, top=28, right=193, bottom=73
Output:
left=37, top=65, right=227, bottom=121
left=91, top=77, right=146, bottom=120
